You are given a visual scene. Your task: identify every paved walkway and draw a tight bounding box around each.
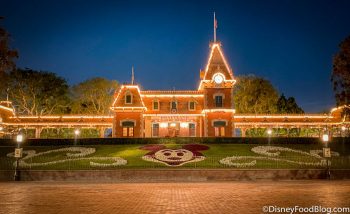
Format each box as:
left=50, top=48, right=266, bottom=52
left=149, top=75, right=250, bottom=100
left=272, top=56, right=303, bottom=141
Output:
left=0, top=181, right=349, bottom=214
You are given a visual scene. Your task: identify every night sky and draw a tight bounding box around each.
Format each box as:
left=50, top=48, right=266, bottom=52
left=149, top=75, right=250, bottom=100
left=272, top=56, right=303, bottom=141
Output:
left=1, top=0, right=350, bottom=112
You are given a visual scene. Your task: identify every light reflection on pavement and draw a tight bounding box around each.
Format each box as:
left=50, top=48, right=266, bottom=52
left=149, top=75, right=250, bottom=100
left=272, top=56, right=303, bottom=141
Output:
left=0, top=181, right=349, bottom=214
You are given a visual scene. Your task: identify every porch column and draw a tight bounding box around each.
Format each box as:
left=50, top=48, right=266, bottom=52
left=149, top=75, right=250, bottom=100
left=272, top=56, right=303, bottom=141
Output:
left=35, top=127, right=42, bottom=139
left=99, top=127, right=105, bottom=138
left=199, top=117, right=203, bottom=137
left=241, top=128, right=246, bottom=137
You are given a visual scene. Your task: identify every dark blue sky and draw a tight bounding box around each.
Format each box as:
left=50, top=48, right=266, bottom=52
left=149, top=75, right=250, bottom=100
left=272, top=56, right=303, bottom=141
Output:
left=1, top=0, right=350, bottom=112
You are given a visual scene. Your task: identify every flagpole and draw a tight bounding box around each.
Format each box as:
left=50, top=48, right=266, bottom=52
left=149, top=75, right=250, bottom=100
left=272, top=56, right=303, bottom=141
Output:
left=131, top=66, right=134, bottom=85
left=214, top=12, right=216, bottom=42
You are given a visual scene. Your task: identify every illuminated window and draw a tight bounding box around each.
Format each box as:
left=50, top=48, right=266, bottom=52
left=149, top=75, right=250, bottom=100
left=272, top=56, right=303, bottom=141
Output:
left=214, top=121, right=226, bottom=137
left=153, top=100, right=159, bottom=110
left=215, top=96, right=223, bottom=107
left=125, top=93, right=132, bottom=104
left=189, top=123, right=196, bottom=137
left=189, top=101, right=195, bottom=111
left=152, top=123, right=159, bottom=137
left=122, top=121, right=134, bottom=137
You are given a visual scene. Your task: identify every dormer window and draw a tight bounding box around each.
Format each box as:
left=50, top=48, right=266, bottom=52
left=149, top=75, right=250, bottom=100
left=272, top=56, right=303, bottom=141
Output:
left=125, top=92, right=132, bottom=104
left=188, top=101, right=195, bottom=111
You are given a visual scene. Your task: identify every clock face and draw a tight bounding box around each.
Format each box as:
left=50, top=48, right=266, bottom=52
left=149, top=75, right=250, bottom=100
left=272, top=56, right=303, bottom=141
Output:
left=213, top=74, right=224, bottom=84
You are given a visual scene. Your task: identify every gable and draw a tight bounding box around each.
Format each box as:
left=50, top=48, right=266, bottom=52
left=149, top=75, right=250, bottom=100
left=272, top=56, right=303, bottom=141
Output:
left=111, top=85, right=146, bottom=109
left=203, top=43, right=234, bottom=81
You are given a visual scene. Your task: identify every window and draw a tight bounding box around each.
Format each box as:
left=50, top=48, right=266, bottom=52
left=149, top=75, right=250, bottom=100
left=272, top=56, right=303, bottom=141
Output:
left=189, top=123, right=196, bottom=137
left=125, top=93, right=132, bottom=104
left=214, top=121, right=226, bottom=137
left=171, top=101, right=177, bottom=110
left=189, top=101, right=195, bottom=111
left=152, top=123, right=159, bottom=137
left=153, top=100, right=159, bottom=110
left=215, top=95, right=223, bottom=107
left=121, top=121, right=134, bottom=137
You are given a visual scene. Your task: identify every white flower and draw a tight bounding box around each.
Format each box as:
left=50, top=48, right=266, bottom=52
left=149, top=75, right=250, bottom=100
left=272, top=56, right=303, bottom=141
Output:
left=6, top=147, right=127, bottom=168
left=220, top=146, right=329, bottom=168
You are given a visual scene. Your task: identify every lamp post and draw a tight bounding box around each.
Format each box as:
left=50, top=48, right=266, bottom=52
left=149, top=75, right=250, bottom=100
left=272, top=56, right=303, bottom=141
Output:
left=267, top=128, right=272, bottom=144
left=14, top=134, right=23, bottom=181
left=341, top=126, right=346, bottom=137
left=74, top=129, right=80, bottom=145
left=322, top=133, right=331, bottom=180
left=0, top=126, right=3, bottom=138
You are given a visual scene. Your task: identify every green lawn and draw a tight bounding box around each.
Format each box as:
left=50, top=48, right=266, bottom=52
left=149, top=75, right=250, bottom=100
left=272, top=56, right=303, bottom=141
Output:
left=0, top=143, right=349, bottom=170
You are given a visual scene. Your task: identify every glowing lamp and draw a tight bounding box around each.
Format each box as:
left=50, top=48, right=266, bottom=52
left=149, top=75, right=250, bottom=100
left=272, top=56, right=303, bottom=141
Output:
left=322, top=134, right=329, bottom=143
left=180, top=123, right=189, bottom=128
left=74, top=129, right=80, bottom=136
left=267, top=129, right=272, bottom=135
left=160, top=123, right=168, bottom=128
left=170, top=123, right=177, bottom=127
left=16, top=134, right=23, bottom=143
left=341, top=126, right=346, bottom=131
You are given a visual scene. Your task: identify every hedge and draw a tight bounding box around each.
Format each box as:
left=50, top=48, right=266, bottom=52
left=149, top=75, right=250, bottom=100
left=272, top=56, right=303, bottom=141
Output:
left=1, top=137, right=350, bottom=146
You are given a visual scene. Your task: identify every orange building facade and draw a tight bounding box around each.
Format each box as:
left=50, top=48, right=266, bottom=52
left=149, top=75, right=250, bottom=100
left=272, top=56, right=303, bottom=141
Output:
left=109, top=42, right=347, bottom=138
left=0, top=41, right=348, bottom=138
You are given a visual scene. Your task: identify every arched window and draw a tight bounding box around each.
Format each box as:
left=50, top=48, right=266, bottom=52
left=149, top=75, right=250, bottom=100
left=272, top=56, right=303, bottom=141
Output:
left=125, top=91, right=132, bottom=104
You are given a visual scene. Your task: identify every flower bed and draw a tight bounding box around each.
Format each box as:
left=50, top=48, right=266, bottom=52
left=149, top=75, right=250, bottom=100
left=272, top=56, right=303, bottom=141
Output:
left=220, top=146, right=330, bottom=168
left=7, top=147, right=127, bottom=168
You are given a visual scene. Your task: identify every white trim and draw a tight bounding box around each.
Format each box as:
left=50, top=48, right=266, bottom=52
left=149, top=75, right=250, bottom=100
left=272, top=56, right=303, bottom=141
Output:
left=213, top=92, right=225, bottom=99
left=119, top=119, right=136, bottom=127
left=234, top=115, right=332, bottom=119
left=0, top=105, right=14, bottom=112
left=143, top=113, right=203, bottom=117
left=211, top=119, right=228, bottom=126
left=141, top=94, right=204, bottom=98
left=202, top=109, right=235, bottom=113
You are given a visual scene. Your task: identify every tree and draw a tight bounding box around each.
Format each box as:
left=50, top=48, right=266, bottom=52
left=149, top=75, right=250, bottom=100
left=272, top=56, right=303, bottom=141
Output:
left=0, top=17, right=19, bottom=97
left=331, top=35, right=350, bottom=106
left=233, top=75, right=279, bottom=113
left=0, top=17, right=18, bottom=74
left=6, top=69, right=70, bottom=115
left=276, top=94, right=304, bottom=114
left=70, top=77, right=118, bottom=115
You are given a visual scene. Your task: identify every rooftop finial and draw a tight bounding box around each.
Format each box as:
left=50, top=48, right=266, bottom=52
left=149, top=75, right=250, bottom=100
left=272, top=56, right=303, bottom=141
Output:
left=214, top=12, right=217, bottom=42
left=131, top=66, right=135, bottom=85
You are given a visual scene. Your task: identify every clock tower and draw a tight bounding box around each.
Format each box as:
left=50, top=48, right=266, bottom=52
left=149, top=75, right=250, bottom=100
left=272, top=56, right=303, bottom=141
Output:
left=198, top=42, right=236, bottom=137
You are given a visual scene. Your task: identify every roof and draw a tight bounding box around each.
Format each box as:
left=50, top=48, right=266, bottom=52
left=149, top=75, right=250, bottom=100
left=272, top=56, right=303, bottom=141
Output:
left=141, top=90, right=203, bottom=94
